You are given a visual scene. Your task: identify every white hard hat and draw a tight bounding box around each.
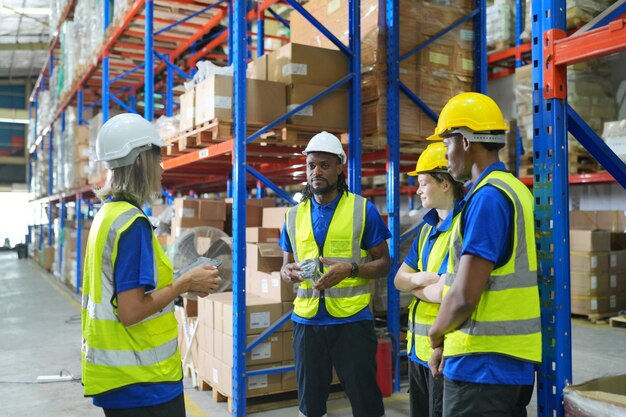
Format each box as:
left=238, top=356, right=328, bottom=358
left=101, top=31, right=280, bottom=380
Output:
left=96, top=113, right=167, bottom=168
left=302, top=131, right=346, bottom=164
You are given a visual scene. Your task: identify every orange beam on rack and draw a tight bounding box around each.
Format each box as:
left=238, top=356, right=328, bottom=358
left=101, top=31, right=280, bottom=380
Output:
left=135, top=14, right=204, bottom=29
left=487, top=43, right=531, bottom=64
left=554, top=18, right=626, bottom=66
left=162, top=140, right=235, bottom=170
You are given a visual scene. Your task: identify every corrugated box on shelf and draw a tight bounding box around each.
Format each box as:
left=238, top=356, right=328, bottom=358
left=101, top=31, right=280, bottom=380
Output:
left=262, top=207, right=289, bottom=229
left=247, top=243, right=283, bottom=274
left=246, top=270, right=297, bottom=303
left=247, top=54, right=268, bottom=80
left=570, top=252, right=609, bottom=275
left=285, top=83, right=348, bottom=130
left=213, top=293, right=283, bottom=336
left=217, top=331, right=284, bottom=366
left=194, top=74, right=285, bottom=126
left=564, top=374, right=626, bottom=416
left=246, top=227, right=280, bottom=243
left=267, top=43, right=348, bottom=86
left=571, top=292, right=624, bottom=316
left=203, top=355, right=283, bottom=398
left=179, top=88, right=195, bottom=131
left=570, top=230, right=612, bottom=253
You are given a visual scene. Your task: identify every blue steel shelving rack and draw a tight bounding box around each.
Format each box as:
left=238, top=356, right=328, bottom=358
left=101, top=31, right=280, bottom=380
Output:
left=384, top=0, right=487, bottom=392
left=532, top=1, right=626, bottom=416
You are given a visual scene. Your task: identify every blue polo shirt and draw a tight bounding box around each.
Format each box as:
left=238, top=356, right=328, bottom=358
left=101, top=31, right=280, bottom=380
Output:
left=443, top=162, right=534, bottom=385
left=279, top=192, right=391, bottom=325
left=93, top=200, right=182, bottom=409
left=404, top=202, right=463, bottom=367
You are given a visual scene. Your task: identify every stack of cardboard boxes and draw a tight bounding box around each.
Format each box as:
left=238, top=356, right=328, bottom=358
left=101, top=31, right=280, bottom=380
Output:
left=290, top=0, right=474, bottom=147
left=569, top=211, right=626, bottom=317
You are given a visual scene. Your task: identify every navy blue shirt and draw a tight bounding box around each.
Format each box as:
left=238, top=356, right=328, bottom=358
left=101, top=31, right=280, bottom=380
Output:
left=279, top=193, right=391, bottom=325
left=443, top=162, right=534, bottom=385
left=404, top=203, right=463, bottom=366
left=93, top=206, right=182, bottom=408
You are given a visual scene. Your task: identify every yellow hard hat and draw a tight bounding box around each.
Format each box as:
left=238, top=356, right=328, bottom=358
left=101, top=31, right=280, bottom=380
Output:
left=407, top=142, right=448, bottom=176
left=427, top=92, right=508, bottom=141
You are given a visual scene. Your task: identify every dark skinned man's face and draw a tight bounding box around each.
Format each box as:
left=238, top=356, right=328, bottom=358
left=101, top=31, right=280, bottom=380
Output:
left=306, top=152, right=343, bottom=196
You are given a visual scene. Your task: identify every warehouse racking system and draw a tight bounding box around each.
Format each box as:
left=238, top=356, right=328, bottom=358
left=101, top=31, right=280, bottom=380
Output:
left=25, top=0, right=626, bottom=416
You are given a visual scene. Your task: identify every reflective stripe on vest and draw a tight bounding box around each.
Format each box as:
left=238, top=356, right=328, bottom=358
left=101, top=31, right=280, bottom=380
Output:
left=286, top=193, right=370, bottom=318
left=81, top=201, right=181, bottom=396
left=443, top=172, right=541, bottom=363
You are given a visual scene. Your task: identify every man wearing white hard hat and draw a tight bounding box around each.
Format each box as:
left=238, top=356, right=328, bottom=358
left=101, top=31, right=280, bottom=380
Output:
left=279, top=131, right=391, bottom=417
left=81, top=113, right=222, bottom=417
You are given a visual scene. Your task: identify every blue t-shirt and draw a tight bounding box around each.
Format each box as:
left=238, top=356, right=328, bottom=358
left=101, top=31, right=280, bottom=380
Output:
left=279, top=193, right=391, bottom=325
left=404, top=203, right=463, bottom=367
left=443, top=162, right=534, bottom=385
left=93, top=212, right=182, bottom=408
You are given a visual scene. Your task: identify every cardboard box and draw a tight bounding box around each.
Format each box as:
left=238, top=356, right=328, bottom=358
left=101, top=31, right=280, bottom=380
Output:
left=564, top=374, right=626, bottom=414
left=611, top=233, right=626, bottom=250
left=247, top=54, right=268, bottom=80
left=570, top=271, right=611, bottom=296
left=268, top=43, right=348, bottom=86
left=262, top=207, right=289, bottom=229
left=570, top=211, right=626, bottom=232
left=247, top=243, right=283, bottom=273
left=216, top=294, right=283, bottom=335
left=571, top=292, right=624, bottom=316
left=570, top=230, right=612, bottom=252
left=282, top=301, right=294, bottom=332
left=174, top=198, right=200, bottom=219
left=171, top=218, right=225, bottom=238
left=246, top=227, right=280, bottom=243
left=196, top=324, right=214, bottom=357
left=219, top=331, right=284, bottom=366
left=194, top=75, right=285, bottom=125
left=224, top=198, right=277, bottom=229
left=285, top=83, right=348, bottom=130
left=198, top=199, right=227, bottom=221
left=570, top=252, right=609, bottom=274
left=179, top=88, right=195, bottom=131
left=281, top=363, right=298, bottom=392
left=247, top=270, right=297, bottom=303
left=283, top=332, right=294, bottom=362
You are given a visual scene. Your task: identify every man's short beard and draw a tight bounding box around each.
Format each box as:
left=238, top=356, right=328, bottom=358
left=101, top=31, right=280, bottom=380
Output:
left=311, top=182, right=336, bottom=196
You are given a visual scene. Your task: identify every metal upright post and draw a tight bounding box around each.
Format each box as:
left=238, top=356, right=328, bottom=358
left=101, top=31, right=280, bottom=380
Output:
left=48, top=129, right=54, bottom=246
left=228, top=0, right=234, bottom=66
left=515, top=0, right=524, bottom=67
left=474, top=0, right=487, bottom=93
left=103, top=0, right=111, bottom=122
left=532, top=1, right=571, bottom=416
left=166, top=53, right=174, bottom=117
left=408, top=176, right=415, bottom=211
left=232, top=0, right=248, bottom=414
left=348, top=0, right=361, bottom=194
left=257, top=4, right=265, bottom=57
left=145, top=0, right=154, bottom=121
left=76, top=194, right=83, bottom=294
left=77, top=89, right=84, bottom=125
left=60, top=199, right=66, bottom=278
left=385, top=0, right=401, bottom=393
left=256, top=181, right=264, bottom=198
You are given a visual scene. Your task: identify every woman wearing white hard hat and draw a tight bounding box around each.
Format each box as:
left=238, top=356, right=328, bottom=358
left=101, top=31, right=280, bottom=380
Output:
left=81, top=113, right=221, bottom=417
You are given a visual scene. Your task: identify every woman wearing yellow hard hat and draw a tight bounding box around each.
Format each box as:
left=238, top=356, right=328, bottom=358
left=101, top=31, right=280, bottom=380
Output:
left=394, top=142, right=464, bottom=417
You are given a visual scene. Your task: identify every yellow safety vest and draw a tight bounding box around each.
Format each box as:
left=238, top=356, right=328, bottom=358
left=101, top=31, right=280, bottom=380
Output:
left=407, top=211, right=459, bottom=363
left=443, top=171, right=541, bottom=363
left=285, top=193, right=370, bottom=318
left=81, top=201, right=182, bottom=396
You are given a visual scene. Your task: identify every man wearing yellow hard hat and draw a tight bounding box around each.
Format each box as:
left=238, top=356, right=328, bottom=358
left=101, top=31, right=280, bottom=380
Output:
left=394, top=142, right=464, bottom=417
left=425, top=93, right=541, bottom=417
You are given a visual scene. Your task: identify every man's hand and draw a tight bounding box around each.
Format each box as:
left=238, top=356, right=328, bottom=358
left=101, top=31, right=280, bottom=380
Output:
left=313, top=257, right=350, bottom=291
left=428, top=346, right=445, bottom=379
left=429, top=327, right=444, bottom=349
left=280, top=262, right=303, bottom=283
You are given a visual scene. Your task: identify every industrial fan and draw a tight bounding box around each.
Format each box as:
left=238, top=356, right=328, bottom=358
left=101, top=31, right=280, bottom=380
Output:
left=166, top=226, right=232, bottom=294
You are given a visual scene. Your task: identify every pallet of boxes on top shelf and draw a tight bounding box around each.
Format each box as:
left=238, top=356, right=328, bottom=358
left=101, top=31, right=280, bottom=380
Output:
left=486, top=0, right=516, bottom=53
left=514, top=60, right=616, bottom=177
left=168, top=61, right=287, bottom=156
left=290, top=0, right=474, bottom=153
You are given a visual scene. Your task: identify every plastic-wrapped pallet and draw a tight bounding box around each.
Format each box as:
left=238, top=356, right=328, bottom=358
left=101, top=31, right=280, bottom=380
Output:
left=155, top=115, right=180, bottom=140
left=522, top=0, right=616, bottom=42
left=602, top=119, right=626, bottom=162
left=487, top=0, right=516, bottom=51
left=36, top=90, right=51, bottom=136
left=52, top=119, right=63, bottom=194
left=49, top=0, right=70, bottom=37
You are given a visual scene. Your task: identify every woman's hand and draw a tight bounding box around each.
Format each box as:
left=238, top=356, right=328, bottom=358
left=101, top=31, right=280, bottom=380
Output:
left=280, top=262, right=303, bottom=283
left=179, top=265, right=222, bottom=297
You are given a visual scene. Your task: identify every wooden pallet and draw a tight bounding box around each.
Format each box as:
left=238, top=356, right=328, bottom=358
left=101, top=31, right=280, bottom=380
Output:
left=609, top=315, right=626, bottom=328
left=572, top=312, right=616, bottom=324
left=200, top=378, right=344, bottom=414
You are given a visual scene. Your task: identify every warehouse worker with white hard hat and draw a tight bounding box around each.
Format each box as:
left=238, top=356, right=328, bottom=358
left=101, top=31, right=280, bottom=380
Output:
left=394, top=142, right=465, bottom=417
left=279, top=131, right=391, bottom=417
left=81, top=113, right=222, bottom=417
left=426, top=93, right=541, bottom=417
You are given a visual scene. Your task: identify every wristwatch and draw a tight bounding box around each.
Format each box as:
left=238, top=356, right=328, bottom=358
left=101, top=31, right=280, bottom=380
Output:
left=350, top=262, right=359, bottom=278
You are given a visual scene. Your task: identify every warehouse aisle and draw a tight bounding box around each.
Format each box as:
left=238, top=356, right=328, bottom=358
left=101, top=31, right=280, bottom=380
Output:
left=3, top=251, right=625, bottom=416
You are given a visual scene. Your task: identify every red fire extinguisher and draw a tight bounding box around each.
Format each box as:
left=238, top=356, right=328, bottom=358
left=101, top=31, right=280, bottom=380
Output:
left=376, top=334, right=393, bottom=397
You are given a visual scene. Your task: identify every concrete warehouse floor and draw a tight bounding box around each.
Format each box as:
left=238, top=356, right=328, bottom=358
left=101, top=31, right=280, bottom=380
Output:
left=1, top=251, right=625, bottom=416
